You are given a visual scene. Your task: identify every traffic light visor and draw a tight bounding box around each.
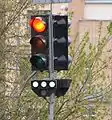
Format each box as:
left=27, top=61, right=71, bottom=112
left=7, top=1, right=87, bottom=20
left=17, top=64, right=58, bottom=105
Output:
left=29, top=17, right=46, bottom=32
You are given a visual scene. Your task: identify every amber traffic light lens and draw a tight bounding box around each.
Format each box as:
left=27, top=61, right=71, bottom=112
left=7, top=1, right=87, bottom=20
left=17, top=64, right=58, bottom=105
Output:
left=29, top=17, right=46, bottom=32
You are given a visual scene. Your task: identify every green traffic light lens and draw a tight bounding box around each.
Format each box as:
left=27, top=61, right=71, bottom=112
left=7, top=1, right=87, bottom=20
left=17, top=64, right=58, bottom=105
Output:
left=35, top=56, right=45, bottom=68
left=30, top=55, right=46, bottom=69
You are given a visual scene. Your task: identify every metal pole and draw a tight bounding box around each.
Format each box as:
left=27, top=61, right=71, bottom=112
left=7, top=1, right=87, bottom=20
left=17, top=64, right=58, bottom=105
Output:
left=48, top=2, right=55, bottom=120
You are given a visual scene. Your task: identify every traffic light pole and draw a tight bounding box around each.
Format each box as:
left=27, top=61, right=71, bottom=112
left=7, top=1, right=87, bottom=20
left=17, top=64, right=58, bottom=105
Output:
left=48, top=3, right=55, bottom=120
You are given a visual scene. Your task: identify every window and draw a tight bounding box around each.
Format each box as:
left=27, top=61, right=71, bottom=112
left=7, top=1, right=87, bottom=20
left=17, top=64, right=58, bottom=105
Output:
left=85, top=0, right=112, bottom=4
left=84, top=1, right=112, bottom=20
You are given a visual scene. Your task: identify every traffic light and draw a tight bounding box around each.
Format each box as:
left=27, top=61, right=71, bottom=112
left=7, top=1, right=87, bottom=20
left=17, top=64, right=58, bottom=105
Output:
left=53, top=15, right=71, bottom=70
left=31, top=79, right=71, bottom=97
left=31, top=80, right=57, bottom=97
left=29, top=15, right=49, bottom=71
left=29, top=15, right=71, bottom=71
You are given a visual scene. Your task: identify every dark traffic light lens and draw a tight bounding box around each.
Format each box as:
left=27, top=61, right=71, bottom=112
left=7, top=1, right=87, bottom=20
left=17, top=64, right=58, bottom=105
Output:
left=32, top=36, right=45, bottom=49
left=30, top=35, right=46, bottom=53
left=30, top=55, right=47, bottom=69
left=35, top=38, right=45, bottom=49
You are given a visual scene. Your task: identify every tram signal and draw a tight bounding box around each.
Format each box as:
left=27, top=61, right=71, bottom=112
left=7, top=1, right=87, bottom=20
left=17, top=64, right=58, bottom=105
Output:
left=31, top=80, right=56, bottom=97
left=31, top=79, right=71, bottom=97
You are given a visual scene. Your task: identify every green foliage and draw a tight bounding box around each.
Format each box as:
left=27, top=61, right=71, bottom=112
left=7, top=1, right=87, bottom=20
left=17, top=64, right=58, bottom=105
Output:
left=107, top=22, right=112, bottom=35
left=54, top=24, right=112, bottom=120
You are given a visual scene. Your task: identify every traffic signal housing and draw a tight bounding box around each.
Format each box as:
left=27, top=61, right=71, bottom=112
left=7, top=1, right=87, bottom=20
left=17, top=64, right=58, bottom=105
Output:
left=29, top=16, right=49, bottom=71
left=31, top=80, right=56, bottom=97
left=31, top=79, right=71, bottom=97
left=29, top=15, right=71, bottom=71
left=53, top=15, right=71, bottom=70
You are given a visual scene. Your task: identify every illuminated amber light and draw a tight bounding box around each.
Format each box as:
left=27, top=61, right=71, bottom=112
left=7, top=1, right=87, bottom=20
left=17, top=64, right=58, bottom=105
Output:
left=29, top=17, right=46, bottom=32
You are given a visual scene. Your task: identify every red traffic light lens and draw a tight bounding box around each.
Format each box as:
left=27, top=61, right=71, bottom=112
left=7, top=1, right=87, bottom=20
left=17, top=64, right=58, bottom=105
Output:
left=29, top=17, right=46, bottom=32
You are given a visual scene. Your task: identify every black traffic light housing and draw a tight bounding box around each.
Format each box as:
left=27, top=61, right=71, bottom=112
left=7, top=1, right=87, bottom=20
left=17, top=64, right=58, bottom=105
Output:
left=29, top=15, right=49, bottom=71
left=29, top=15, right=71, bottom=72
left=53, top=15, right=68, bottom=70
left=31, top=79, right=71, bottom=97
left=56, top=79, right=71, bottom=97
left=31, top=80, right=56, bottom=97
